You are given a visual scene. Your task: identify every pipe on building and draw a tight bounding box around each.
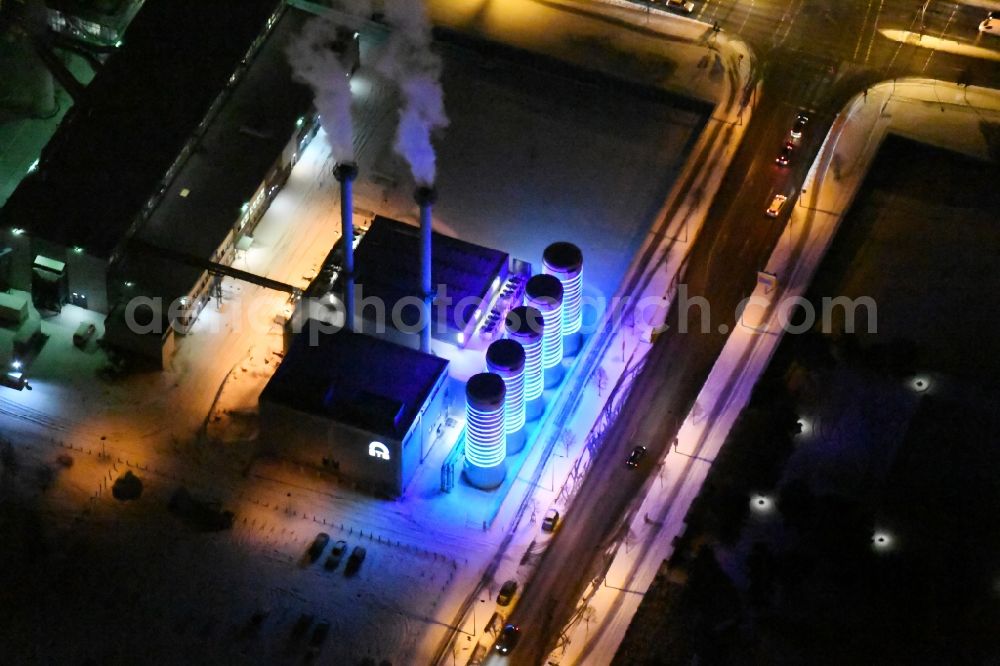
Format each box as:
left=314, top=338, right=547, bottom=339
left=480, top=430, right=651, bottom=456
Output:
left=334, top=162, right=358, bottom=332
left=414, top=186, right=437, bottom=353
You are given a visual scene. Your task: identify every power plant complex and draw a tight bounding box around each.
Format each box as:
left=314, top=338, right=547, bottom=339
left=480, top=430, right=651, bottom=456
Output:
left=259, top=158, right=586, bottom=497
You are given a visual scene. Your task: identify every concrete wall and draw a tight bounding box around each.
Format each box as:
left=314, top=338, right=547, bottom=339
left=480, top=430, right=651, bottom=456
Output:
left=258, top=367, right=453, bottom=498
left=64, top=249, right=109, bottom=313
left=258, top=401, right=404, bottom=497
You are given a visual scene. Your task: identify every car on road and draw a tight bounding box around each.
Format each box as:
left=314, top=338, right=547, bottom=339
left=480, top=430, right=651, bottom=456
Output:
left=790, top=111, right=809, bottom=139
left=663, top=0, right=696, bottom=13
left=765, top=194, right=788, bottom=218
left=541, top=508, right=560, bottom=533
left=324, top=540, right=347, bottom=570
left=775, top=141, right=794, bottom=166
left=497, top=579, right=518, bottom=606
left=626, top=445, right=647, bottom=468
left=344, top=545, right=367, bottom=575
left=493, top=623, right=521, bottom=655
left=980, top=11, right=997, bottom=34
left=307, top=532, right=330, bottom=563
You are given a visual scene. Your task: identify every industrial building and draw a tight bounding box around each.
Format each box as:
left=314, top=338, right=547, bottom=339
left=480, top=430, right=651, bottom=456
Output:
left=103, top=6, right=333, bottom=365
left=41, top=0, right=145, bottom=47
left=0, top=0, right=357, bottom=367
left=295, top=214, right=530, bottom=352
left=259, top=319, right=452, bottom=498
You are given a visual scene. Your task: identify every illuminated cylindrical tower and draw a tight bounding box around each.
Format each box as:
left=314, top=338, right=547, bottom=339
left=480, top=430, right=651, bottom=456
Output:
left=524, top=274, right=564, bottom=388
left=543, top=241, right=583, bottom=357
left=464, top=373, right=507, bottom=490
left=505, top=305, right=544, bottom=421
left=486, top=339, right=526, bottom=455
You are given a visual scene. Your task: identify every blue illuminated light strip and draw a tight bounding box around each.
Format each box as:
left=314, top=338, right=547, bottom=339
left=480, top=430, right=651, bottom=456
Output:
left=466, top=403, right=506, bottom=468
left=520, top=336, right=543, bottom=401
left=560, top=270, right=583, bottom=335
left=540, top=304, right=563, bottom=369
left=502, top=368, right=525, bottom=433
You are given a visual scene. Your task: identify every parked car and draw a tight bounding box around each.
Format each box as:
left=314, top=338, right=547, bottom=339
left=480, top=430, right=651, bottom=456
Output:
left=344, top=545, right=367, bottom=575
left=324, top=540, right=348, bottom=570
left=626, top=445, right=647, bottom=468
left=307, top=532, right=330, bottom=563
left=493, top=623, right=521, bottom=655
left=168, top=487, right=235, bottom=531
left=497, top=579, right=518, bottom=606
left=307, top=620, right=330, bottom=656
left=541, top=508, right=560, bottom=533
left=775, top=141, right=794, bottom=166
left=765, top=194, right=788, bottom=218
left=73, top=322, right=97, bottom=349
left=664, top=0, right=695, bottom=13
left=291, top=612, right=314, bottom=638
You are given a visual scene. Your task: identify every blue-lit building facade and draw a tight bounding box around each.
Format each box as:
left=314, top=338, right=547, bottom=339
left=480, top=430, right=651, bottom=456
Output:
left=464, top=372, right=507, bottom=490
left=543, top=241, right=584, bottom=356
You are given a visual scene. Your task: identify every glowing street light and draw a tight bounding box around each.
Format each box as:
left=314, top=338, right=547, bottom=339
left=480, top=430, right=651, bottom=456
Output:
left=750, top=494, right=775, bottom=516
left=872, top=530, right=895, bottom=552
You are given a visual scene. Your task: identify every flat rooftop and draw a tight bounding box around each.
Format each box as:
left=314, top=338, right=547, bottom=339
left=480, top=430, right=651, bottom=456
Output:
left=350, top=215, right=509, bottom=331
left=112, top=5, right=315, bottom=303
left=260, top=320, right=449, bottom=440
left=1, top=0, right=285, bottom=258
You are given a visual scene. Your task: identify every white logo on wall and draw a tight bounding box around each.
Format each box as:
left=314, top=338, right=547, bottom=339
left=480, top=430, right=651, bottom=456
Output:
left=368, top=441, right=390, bottom=461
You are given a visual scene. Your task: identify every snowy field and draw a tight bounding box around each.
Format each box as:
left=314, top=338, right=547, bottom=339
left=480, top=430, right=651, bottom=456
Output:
left=354, top=31, right=708, bottom=303
left=0, top=457, right=457, bottom=665
left=0, top=29, right=707, bottom=666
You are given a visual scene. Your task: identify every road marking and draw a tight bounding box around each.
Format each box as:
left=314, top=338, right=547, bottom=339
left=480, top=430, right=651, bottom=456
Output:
left=920, top=3, right=959, bottom=73
left=853, top=0, right=877, bottom=62
left=881, top=7, right=923, bottom=74
left=738, top=0, right=755, bottom=34
left=863, top=0, right=888, bottom=66
left=772, top=0, right=805, bottom=49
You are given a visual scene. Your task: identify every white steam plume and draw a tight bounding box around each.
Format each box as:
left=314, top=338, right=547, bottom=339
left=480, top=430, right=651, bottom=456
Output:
left=286, top=1, right=370, bottom=163
left=376, top=0, right=448, bottom=186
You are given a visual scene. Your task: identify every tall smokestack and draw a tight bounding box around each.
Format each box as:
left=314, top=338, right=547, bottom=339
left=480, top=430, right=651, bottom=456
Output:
left=414, top=186, right=436, bottom=353
left=334, top=162, right=358, bottom=332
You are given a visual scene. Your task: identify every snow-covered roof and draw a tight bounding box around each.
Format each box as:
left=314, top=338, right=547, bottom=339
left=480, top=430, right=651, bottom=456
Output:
left=260, top=321, right=449, bottom=440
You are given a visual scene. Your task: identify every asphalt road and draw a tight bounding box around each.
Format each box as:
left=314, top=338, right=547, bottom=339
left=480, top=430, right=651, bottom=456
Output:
left=499, top=1, right=999, bottom=664
left=700, top=0, right=1000, bottom=85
